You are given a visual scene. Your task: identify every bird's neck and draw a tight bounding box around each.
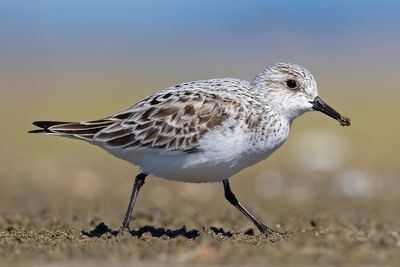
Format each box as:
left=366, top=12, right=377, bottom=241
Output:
left=245, top=107, right=291, bottom=154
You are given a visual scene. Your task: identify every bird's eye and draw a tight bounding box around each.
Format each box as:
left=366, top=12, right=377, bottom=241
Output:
left=286, top=79, right=298, bottom=89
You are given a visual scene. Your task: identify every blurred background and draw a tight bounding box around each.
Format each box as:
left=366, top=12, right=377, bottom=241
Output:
left=1, top=0, right=399, bottom=230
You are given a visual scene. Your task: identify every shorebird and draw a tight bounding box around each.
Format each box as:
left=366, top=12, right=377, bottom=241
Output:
left=30, top=63, right=350, bottom=235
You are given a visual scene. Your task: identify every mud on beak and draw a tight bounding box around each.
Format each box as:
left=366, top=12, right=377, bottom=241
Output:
left=310, top=96, right=351, bottom=127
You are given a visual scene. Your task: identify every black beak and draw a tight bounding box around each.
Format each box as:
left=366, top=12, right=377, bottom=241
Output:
left=310, top=96, right=351, bottom=126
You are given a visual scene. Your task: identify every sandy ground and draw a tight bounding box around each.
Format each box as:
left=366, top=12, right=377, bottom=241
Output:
left=1, top=163, right=400, bottom=267
left=1, top=122, right=400, bottom=266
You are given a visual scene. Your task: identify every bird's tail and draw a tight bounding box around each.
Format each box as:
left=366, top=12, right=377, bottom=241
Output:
left=29, top=120, right=114, bottom=141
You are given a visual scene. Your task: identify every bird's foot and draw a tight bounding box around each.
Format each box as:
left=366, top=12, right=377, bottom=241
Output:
left=118, top=224, right=131, bottom=235
left=259, top=224, right=293, bottom=241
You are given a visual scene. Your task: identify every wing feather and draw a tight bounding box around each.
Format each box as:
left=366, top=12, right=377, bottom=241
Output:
left=31, top=80, right=248, bottom=153
left=94, top=88, right=245, bottom=152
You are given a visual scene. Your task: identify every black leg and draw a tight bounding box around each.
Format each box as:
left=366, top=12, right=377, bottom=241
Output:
left=121, top=173, right=147, bottom=230
left=223, top=179, right=270, bottom=235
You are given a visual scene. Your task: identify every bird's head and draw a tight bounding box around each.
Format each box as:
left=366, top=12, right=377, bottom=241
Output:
left=251, top=62, right=351, bottom=126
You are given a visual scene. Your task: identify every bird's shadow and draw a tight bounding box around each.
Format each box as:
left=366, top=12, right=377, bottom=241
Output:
left=81, top=222, right=200, bottom=239
left=81, top=222, right=251, bottom=240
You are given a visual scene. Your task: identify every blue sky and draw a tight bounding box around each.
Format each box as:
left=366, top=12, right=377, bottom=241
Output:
left=1, top=0, right=399, bottom=92
left=2, top=0, right=399, bottom=43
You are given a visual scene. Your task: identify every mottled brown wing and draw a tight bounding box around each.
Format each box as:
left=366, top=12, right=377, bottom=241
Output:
left=94, top=90, right=244, bottom=152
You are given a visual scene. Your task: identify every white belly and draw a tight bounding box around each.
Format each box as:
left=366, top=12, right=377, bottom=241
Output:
left=103, top=124, right=288, bottom=183
left=109, top=149, right=272, bottom=183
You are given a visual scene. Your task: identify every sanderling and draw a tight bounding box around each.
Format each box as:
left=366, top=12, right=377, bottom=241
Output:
left=30, top=63, right=350, bottom=235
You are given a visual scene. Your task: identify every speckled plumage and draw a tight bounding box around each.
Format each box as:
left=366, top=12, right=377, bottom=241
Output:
left=30, top=63, right=328, bottom=182
left=31, top=62, right=351, bottom=233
